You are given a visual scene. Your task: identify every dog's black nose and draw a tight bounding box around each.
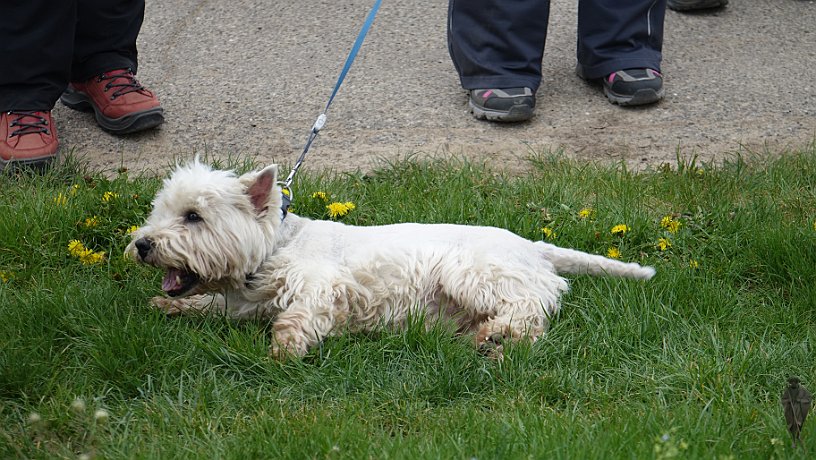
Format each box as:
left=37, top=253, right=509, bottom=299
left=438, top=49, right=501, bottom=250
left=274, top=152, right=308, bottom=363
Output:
left=135, top=237, right=154, bottom=260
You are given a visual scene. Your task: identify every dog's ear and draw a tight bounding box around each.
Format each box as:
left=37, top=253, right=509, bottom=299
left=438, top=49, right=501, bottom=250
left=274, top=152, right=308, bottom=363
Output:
left=243, top=165, right=279, bottom=216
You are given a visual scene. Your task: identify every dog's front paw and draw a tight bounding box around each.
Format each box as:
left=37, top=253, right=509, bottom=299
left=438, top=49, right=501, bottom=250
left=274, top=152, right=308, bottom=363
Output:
left=269, top=331, right=309, bottom=361
left=476, top=331, right=506, bottom=361
left=150, top=296, right=190, bottom=316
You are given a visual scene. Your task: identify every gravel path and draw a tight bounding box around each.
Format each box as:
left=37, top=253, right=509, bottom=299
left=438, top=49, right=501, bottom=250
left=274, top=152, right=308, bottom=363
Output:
left=53, top=0, right=815, bottom=176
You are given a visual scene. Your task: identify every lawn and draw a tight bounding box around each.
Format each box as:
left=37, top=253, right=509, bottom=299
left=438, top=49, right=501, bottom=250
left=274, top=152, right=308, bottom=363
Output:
left=1, top=146, right=815, bottom=459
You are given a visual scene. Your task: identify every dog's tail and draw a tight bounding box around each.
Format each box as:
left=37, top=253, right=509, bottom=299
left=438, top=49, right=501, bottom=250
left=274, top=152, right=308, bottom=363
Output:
left=534, top=241, right=655, bottom=280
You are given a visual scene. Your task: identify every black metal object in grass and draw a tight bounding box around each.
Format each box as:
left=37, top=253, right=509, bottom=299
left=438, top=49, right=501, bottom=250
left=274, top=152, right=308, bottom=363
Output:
left=781, top=376, right=812, bottom=448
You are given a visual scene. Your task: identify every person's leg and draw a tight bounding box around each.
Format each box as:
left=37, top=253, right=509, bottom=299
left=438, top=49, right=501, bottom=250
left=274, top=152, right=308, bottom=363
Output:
left=447, top=0, right=549, bottom=121
left=0, top=1, right=71, bottom=169
left=0, top=1, right=76, bottom=111
left=448, top=0, right=549, bottom=91
left=61, top=0, right=163, bottom=134
left=576, top=0, right=666, bottom=105
left=71, top=0, right=144, bottom=80
left=576, top=0, right=665, bottom=79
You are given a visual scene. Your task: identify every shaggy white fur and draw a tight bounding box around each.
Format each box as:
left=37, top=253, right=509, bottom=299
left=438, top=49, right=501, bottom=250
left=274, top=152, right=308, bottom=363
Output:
left=127, top=161, right=655, bottom=359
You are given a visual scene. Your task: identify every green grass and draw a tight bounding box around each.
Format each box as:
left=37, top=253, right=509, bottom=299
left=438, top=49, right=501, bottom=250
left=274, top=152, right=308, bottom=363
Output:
left=1, top=146, right=815, bottom=459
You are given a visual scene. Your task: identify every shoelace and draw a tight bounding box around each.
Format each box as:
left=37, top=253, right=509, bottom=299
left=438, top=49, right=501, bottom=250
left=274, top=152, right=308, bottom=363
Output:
left=7, top=111, right=50, bottom=137
left=97, top=68, right=148, bottom=99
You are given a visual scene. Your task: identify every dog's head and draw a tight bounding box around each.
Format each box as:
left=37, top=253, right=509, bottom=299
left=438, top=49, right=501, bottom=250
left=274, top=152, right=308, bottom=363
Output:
left=126, top=160, right=283, bottom=297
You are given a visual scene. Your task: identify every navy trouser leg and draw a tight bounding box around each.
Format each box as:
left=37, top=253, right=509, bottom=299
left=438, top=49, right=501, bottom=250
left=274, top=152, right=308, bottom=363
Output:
left=576, top=0, right=666, bottom=79
left=448, top=0, right=550, bottom=91
left=0, top=0, right=144, bottom=111
left=0, top=1, right=77, bottom=111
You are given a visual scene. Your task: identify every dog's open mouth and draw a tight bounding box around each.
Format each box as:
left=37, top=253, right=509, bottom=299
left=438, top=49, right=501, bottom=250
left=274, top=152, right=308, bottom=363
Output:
left=162, top=268, right=199, bottom=297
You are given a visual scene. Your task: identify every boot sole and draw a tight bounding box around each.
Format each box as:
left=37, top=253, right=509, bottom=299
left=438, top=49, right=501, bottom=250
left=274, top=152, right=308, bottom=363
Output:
left=469, top=100, right=534, bottom=122
left=604, top=87, right=665, bottom=106
left=60, top=89, right=164, bottom=135
left=668, top=0, right=728, bottom=11
left=0, top=149, right=59, bottom=173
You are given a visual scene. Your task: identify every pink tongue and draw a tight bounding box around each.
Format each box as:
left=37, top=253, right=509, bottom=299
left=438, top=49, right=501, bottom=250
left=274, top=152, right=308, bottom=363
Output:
left=162, top=268, right=183, bottom=292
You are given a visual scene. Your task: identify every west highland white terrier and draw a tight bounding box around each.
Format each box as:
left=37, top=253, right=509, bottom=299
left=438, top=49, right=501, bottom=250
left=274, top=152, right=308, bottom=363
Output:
left=127, top=161, right=655, bottom=359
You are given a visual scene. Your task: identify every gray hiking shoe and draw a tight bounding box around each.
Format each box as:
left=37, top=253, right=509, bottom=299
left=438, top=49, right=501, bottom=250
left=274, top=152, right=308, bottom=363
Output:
left=602, top=68, right=664, bottom=106
left=468, top=87, right=535, bottom=122
left=668, top=0, right=728, bottom=11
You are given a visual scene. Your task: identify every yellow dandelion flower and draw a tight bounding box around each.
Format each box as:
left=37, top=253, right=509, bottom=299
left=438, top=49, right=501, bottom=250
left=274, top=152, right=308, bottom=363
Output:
left=68, top=239, right=88, bottom=257
left=689, top=260, right=699, bottom=269
left=0, top=271, right=12, bottom=283
left=311, top=191, right=328, bottom=201
left=102, top=191, right=119, bottom=202
left=326, top=203, right=347, bottom=218
left=125, top=225, right=139, bottom=235
left=660, top=215, right=681, bottom=233
left=541, top=226, right=556, bottom=239
left=607, top=247, right=621, bottom=259
left=68, top=240, right=104, bottom=264
left=657, top=237, right=672, bottom=251
left=70, top=184, right=80, bottom=195
left=83, top=216, right=100, bottom=228
left=578, top=208, right=594, bottom=219
left=610, top=224, right=630, bottom=236
left=80, top=251, right=105, bottom=265
left=326, top=201, right=356, bottom=219
left=54, top=193, right=68, bottom=206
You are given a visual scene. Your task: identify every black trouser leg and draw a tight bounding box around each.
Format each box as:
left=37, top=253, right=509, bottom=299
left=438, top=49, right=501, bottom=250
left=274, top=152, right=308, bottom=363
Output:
left=0, top=1, right=77, bottom=111
left=72, top=0, right=145, bottom=81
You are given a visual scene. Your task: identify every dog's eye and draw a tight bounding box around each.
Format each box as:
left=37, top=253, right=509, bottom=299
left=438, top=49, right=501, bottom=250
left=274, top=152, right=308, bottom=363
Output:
left=184, top=211, right=202, bottom=223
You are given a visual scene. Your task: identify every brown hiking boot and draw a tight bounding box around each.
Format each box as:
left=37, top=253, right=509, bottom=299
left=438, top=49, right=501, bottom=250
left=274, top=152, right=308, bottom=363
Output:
left=60, top=68, right=164, bottom=134
left=0, top=110, right=59, bottom=171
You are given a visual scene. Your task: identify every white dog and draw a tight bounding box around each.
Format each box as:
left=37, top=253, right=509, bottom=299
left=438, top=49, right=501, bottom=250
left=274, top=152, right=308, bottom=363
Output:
left=127, top=161, right=655, bottom=359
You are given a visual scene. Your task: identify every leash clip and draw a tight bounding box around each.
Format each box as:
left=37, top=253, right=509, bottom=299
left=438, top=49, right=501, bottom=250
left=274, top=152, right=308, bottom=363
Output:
left=278, top=182, right=293, bottom=219
left=312, top=113, right=327, bottom=133
left=278, top=0, right=382, bottom=221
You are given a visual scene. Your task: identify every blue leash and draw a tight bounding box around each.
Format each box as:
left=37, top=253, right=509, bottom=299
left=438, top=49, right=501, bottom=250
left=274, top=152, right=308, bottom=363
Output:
left=280, top=0, right=383, bottom=215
